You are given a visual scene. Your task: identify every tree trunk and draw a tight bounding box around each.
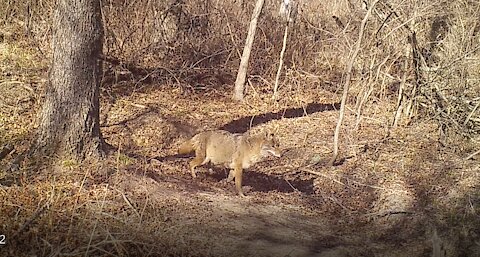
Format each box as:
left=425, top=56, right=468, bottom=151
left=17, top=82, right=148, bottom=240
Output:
left=233, top=0, right=264, bottom=101
left=34, top=0, right=104, bottom=160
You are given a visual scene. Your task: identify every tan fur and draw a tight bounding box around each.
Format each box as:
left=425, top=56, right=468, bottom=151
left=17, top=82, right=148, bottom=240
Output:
left=178, top=130, right=281, bottom=196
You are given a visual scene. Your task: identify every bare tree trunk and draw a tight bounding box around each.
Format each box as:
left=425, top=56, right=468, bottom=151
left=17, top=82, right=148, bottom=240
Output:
left=233, top=0, right=264, bottom=101
left=34, top=0, right=104, bottom=160
left=273, top=23, right=289, bottom=99
left=330, top=0, right=378, bottom=166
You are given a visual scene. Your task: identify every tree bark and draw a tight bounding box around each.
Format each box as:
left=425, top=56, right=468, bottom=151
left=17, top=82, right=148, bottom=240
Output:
left=233, top=0, right=264, bottom=101
left=34, top=0, right=104, bottom=160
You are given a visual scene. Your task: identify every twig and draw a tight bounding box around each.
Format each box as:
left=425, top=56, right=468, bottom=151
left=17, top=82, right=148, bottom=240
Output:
left=13, top=202, right=49, bottom=237
left=298, top=167, right=345, bottom=186
left=464, top=101, right=480, bottom=126
left=0, top=144, right=14, bottom=161
left=7, top=152, right=25, bottom=172
left=223, top=10, right=242, bottom=59
left=363, top=210, right=415, bottom=218
left=325, top=195, right=351, bottom=211
left=189, top=48, right=230, bottom=69
left=464, top=149, right=480, bottom=161
left=284, top=179, right=300, bottom=192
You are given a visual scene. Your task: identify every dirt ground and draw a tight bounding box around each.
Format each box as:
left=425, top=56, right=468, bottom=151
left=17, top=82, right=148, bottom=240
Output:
left=1, top=41, right=480, bottom=257
left=97, top=84, right=479, bottom=257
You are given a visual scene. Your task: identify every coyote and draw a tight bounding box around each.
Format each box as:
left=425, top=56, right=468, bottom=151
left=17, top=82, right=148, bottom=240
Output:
left=178, top=130, right=281, bottom=196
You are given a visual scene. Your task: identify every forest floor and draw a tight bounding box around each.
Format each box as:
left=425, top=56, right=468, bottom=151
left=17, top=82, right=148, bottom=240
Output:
left=1, top=38, right=480, bottom=257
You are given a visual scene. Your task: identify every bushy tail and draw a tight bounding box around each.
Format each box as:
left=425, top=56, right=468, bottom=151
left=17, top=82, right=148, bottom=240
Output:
left=178, top=139, right=195, bottom=154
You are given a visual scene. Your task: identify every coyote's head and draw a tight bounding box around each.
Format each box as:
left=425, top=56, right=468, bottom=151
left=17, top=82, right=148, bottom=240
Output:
left=261, top=132, right=281, bottom=158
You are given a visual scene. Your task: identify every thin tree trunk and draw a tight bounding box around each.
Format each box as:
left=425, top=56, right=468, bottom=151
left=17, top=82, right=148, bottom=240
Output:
left=233, top=0, right=264, bottom=101
left=273, top=22, right=289, bottom=99
left=34, top=0, right=104, bottom=160
left=330, top=0, right=378, bottom=166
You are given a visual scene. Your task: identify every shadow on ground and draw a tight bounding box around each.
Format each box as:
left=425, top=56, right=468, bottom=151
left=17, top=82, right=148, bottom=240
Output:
left=220, top=102, right=340, bottom=133
left=207, top=168, right=315, bottom=195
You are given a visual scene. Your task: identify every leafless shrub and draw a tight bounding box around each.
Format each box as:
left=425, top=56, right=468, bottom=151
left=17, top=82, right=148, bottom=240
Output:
left=413, top=1, right=480, bottom=140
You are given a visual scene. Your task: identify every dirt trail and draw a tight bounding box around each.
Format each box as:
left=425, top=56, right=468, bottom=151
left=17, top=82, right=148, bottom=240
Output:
left=198, top=192, right=327, bottom=257
left=124, top=179, right=340, bottom=256
left=113, top=164, right=431, bottom=257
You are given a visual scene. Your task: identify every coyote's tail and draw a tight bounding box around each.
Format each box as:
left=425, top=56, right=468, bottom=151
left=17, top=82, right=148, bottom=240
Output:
left=178, top=139, right=195, bottom=154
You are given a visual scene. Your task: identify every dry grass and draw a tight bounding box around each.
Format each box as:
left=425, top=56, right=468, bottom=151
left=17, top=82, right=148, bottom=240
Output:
left=1, top=0, right=480, bottom=256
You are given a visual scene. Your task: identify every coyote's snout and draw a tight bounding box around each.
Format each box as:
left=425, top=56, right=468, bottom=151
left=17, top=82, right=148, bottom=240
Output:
left=178, top=130, right=281, bottom=196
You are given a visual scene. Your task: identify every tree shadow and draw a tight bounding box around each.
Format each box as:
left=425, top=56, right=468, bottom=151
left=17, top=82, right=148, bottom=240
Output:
left=220, top=102, right=340, bottom=133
